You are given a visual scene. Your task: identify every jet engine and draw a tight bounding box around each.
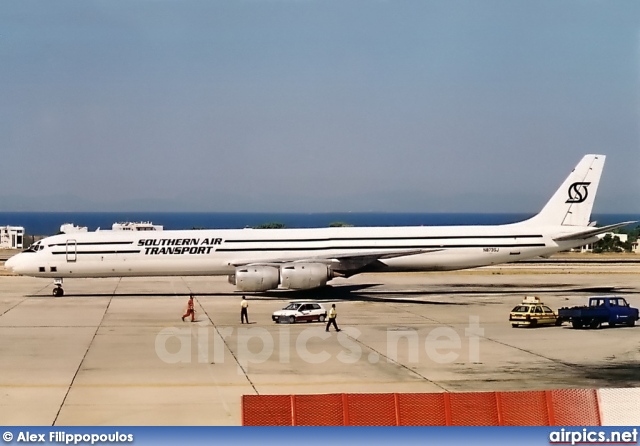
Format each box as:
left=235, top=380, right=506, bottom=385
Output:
left=230, top=262, right=332, bottom=291
left=280, top=263, right=331, bottom=290
left=232, top=266, right=280, bottom=292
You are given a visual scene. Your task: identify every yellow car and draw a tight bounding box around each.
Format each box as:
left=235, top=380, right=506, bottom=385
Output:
left=509, top=296, right=562, bottom=328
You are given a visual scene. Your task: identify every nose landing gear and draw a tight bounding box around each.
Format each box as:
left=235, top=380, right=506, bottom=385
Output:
left=52, top=278, right=64, bottom=297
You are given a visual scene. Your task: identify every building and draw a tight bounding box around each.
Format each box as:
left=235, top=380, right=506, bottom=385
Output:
left=111, top=221, right=163, bottom=231
left=0, top=226, right=24, bottom=249
left=60, top=222, right=164, bottom=233
left=576, top=232, right=628, bottom=253
left=60, top=223, right=89, bottom=234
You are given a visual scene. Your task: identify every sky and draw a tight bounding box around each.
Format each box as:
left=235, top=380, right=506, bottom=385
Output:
left=1, top=0, right=639, bottom=213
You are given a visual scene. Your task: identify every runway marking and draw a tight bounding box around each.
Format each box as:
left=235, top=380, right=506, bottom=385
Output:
left=51, top=278, right=119, bottom=426
left=393, top=304, right=595, bottom=376
left=0, top=380, right=441, bottom=388
left=0, top=326, right=103, bottom=328
left=338, top=328, right=451, bottom=392
left=193, top=291, right=259, bottom=396
left=181, top=277, right=234, bottom=416
left=0, top=281, right=52, bottom=317
left=471, top=334, right=598, bottom=373
left=0, top=298, right=30, bottom=317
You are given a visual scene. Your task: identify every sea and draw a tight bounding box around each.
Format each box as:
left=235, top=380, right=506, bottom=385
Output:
left=1, top=212, right=638, bottom=236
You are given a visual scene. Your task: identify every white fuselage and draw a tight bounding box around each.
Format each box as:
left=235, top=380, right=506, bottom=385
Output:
left=3, top=153, right=617, bottom=294
left=5, top=222, right=595, bottom=279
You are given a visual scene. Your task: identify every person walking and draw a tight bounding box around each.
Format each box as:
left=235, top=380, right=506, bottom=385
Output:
left=325, top=303, right=340, bottom=332
left=182, top=294, right=196, bottom=322
left=241, top=296, right=249, bottom=324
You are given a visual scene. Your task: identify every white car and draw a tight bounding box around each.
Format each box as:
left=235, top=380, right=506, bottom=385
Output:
left=272, top=302, right=327, bottom=324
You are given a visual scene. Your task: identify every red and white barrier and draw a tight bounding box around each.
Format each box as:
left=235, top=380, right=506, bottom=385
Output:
left=242, top=388, right=639, bottom=426
left=598, top=388, right=640, bottom=426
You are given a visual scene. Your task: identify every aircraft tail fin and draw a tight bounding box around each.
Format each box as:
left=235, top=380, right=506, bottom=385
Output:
left=525, top=154, right=605, bottom=227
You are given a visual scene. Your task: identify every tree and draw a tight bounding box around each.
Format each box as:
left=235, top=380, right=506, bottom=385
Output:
left=252, top=222, right=286, bottom=229
left=329, top=221, right=353, bottom=227
left=592, top=234, right=627, bottom=253
left=613, top=225, right=639, bottom=243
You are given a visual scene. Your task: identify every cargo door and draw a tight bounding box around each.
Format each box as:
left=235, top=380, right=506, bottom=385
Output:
left=66, top=239, right=77, bottom=262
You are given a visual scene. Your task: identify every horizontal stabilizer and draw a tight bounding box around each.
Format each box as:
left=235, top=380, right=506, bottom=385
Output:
left=553, top=221, right=637, bottom=242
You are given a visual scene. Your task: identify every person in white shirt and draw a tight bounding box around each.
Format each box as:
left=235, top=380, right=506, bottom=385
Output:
left=241, top=296, right=249, bottom=324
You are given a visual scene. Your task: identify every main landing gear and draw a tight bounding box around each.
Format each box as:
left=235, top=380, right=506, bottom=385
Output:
left=52, top=278, right=64, bottom=297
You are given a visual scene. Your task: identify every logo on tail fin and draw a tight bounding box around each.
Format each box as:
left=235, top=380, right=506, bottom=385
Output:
left=566, top=182, right=591, bottom=203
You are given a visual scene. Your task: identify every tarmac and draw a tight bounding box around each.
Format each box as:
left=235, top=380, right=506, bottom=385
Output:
left=0, top=256, right=639, bottom=426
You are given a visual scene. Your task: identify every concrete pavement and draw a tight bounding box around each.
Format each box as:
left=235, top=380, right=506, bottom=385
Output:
left=0, top=264, right=639, bottom=425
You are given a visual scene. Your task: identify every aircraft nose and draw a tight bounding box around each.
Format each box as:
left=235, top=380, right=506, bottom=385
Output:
left=4, top=254, right=21, bottom=273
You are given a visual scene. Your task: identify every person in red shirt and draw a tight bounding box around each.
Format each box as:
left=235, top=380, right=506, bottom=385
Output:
left=182, top=294, right=196, bottom=322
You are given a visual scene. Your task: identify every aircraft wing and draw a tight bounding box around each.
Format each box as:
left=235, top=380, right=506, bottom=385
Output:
left=231, top=248, right=444, bottom=271
left=553, top=221, right=637, bottom=242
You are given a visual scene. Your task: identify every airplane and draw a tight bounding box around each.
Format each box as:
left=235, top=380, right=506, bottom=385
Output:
left=4, top=154, right=634, bottom=297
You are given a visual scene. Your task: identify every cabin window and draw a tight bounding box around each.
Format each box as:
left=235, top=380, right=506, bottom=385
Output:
left=39, top=267, right=45, bottom=272
left=50, top=266, right=57, bottom=272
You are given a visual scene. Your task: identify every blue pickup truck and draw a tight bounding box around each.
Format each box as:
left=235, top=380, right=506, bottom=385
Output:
left=558, top=296, right=639, bottom=329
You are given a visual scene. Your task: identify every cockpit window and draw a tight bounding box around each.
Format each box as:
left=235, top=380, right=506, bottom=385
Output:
left=24, top=241, right=43, bottom=253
